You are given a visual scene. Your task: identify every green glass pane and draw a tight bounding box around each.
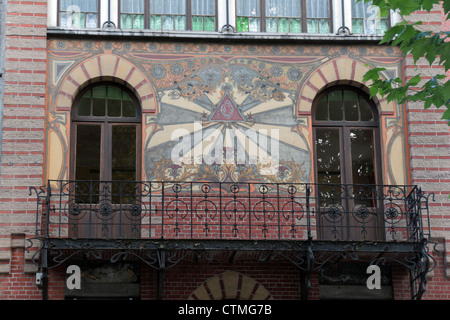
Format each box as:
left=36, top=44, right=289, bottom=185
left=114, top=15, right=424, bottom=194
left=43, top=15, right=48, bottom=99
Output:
left=344, top=90, right=359, bottom=121
left=378, top=19, right=388, bottom=34
left=315, top=97, right=328, bottom=121
left=328, top=90, right=343, bottom=121
left=108, top=86, right=122, bottom=100
left=307, top=19, right=317, bottom=33
left=204, top=17, right=215, bottom=31
left=249, top=18, right=259, bottom=32
left=291, top=19, right=301, bottom=33
left=192, top=16, right=203, bottom=31
left=73, top=13, right=85, bottom=28
left=121, top=14, right=133, bottom=28
left=352, top=19, right=363, bottom=34
left=319, top=19, right=330, bottom=33
left=122, top=92, right=136, bottom=117
left=150, top=15, right=162, bottom=29
left=92, top=86, right=106, bottom=117
left=267, top=18, right=277, bottom=32
left=77, top=91, right=91, bottom=116
left=133, top=15, right=144, bottom=29
left=237, top=16, right=249, bottom=32
left=359, top=99, right=374, bottom=122
left=175, top=16, right=186, bottom=30
left=278, top=18, right=289, bottom=33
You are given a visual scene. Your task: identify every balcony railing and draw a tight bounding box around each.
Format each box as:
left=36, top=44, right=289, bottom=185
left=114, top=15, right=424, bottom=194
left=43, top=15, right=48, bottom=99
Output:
left=32, top=180, right=432, bottom=244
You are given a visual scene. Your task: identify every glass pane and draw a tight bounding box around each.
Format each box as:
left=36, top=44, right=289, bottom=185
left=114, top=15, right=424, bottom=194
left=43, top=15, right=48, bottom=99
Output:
left=350, top=129, right=376, bottom=206
left=150, top=15, right=162, bottom=29
left=315, top=96, right=328, bottom=121
left=359, top=99, right=374, bottom=122
left=278, top=18, right=289, bottom=33
left=86, top=13, right=97, bottom=28
left=237, top=16, right=249, bottom=32
left=267, top=18, right=277, bottom=32
left=344, top=90, right=359, bottom=121
left=175, top=16, right=186, bottom=30
left=75, top=125, right=101, bottom=182
left=163, top=15, right=174, bottom=30
left=77, top=91, right=91, bottom=116
left=378, top=19, right=388, bottom=34
left=133, top=15, right=144, bottom=29
left=121, top=14, right=133, bottom=28
left=92, top=86, right=106, bottom=117
left=352, top=19, right=364, bottom=34
left=108, top=100, right=121, bottom=117
left=122, top=92, right=136, bottom=117
left=112, top=126, right=137, bottom=182
left=204, top=17, right=215, bottom=31
left=307, top=19, right=317, bottom=33
left=249, top=17, right=260, bottom=32
left=328, top=90, right=343, bottom=121
left=291, top=18, right=301, bottom=33
left=192, top=16, right=203, bottom=31
left=316, top=128, right=342, bottom=207
left=318, top=19, right=329, bottom=33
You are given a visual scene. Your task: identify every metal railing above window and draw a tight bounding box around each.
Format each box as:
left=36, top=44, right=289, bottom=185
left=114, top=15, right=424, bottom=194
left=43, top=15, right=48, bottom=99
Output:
left=31, top=180, right=432, bottom=243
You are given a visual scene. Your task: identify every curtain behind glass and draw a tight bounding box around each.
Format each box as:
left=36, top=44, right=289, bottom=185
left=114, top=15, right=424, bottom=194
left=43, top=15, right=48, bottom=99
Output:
left=121, top=0, right=144, bottom=29
left=59, top=0, right=98, bottom=28
left=306, top=0, right=329, bottom=33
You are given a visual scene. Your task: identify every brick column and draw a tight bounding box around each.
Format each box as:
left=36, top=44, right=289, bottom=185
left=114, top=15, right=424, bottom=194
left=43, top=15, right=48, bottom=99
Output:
left=0, top=0, right=47, bottom=299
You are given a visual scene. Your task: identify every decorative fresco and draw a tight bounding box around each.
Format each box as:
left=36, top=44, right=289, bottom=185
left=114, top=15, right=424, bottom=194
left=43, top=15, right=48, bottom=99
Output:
left=45, top=39, right=407, bottom=187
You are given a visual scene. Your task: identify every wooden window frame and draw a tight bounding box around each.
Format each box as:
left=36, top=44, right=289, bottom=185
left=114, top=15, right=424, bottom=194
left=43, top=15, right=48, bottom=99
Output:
left=70, top=82, right=142, bottom=183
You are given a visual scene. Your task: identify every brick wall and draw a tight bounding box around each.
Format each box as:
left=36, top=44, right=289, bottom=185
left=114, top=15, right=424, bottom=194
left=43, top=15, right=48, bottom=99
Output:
left=405, top=4, right=450, bottom=282
left=0, top=0, right=47, bottom=298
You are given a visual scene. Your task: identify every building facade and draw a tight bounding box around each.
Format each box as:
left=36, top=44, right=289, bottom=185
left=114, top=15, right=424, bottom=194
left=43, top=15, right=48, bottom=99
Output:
left=0, top=0, right=449, bottom=300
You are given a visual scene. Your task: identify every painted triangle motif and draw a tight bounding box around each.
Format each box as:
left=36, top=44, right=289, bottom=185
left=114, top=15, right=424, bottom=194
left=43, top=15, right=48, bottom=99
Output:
left=210, top=93, right=245, bottom=122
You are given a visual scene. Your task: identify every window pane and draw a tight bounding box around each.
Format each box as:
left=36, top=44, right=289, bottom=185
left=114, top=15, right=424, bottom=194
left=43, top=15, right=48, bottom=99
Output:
left=175, top=16, right=186, bottom=30
left=249, top=17, right=260, bottom=32
left=315, top=96, right=328, bottom=121
left=92, top=86, right=106, bottom=117
left=328, top=90, right=343, bottom=121
left=278, top=18, right=289, bottom=33
left=316, top=128, right=342, bottom=187
left=344, top=90, right=359, bottom=121
left=307, top=19, right=317, bottom=33
left=318, top=19, right=329, bottom=33
left=237, top=16, right=249, bottom=32
left=122, top=92, right=136, bottom=117
left=291, top=18, right=301, bottom=33
left=267, top=18, right=277, bottom=32
left=112, top=126, right=137, bottom=181
left=133, top=15, right=144, bottom=29
left=204, top=17, right=215, bottom=31
left=121, top=14, right=133, bottom=28
left=150, top=15, right=162, bottom=29
left=359, top=99, right=374, bottom=122
left=352, top=19, right=364, bottom=34
left=86, top=13, right=97, bottom=28
left=350, top=129, right=375, bottom=185
left=75, top=125, right=101, bottom=182
left=163, top=15, right=174, bottom=30
left=77, top=91, right=92, bottom=116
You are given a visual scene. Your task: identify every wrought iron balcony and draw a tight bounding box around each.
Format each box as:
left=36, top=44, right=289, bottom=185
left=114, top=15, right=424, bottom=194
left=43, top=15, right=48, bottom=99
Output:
left=32, top=180, right=432, bottom=243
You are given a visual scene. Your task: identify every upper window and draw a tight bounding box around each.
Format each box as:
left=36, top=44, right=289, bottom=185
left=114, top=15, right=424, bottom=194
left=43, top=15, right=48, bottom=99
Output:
left=118, top=0, right=216, bottom=31
left=351, top=0, right=389, bottom=35
left=236, top=0, right=332, bottom=33
left=59, top=0, right=99, bottom=29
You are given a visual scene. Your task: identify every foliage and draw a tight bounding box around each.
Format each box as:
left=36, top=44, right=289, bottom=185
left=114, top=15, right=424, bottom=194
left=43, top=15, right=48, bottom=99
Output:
left=361, top=0, right=450, bottom=120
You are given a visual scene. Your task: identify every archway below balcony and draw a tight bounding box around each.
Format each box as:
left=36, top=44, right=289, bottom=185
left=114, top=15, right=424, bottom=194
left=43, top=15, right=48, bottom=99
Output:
left=187, top=271, right=273, bottom=300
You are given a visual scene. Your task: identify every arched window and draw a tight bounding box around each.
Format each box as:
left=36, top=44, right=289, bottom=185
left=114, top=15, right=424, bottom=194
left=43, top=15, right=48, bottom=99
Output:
left=312, top=86, right=383, bottom=241
left=70, top=83, right=142, bottom=238
left=71, top=83, right=141, bottom=183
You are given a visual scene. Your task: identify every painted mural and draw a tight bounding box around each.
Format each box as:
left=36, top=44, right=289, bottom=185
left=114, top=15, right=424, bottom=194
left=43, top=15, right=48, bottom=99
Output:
left=45, top=39, right=407, bottom=187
